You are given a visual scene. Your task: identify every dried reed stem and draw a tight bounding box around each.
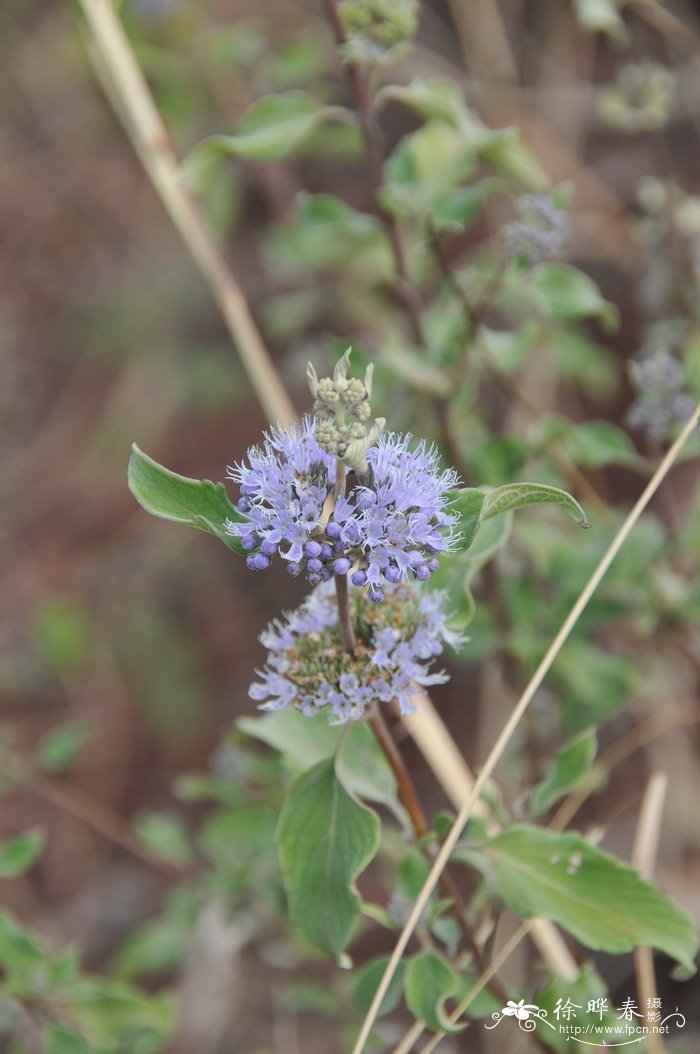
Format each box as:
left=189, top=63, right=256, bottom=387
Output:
left=78, top=0, right=295, bottom=429
left=632, top=772, right=668, bottom=1054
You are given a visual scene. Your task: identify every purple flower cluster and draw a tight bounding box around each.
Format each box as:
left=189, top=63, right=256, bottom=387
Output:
left=249, top=582, right=460, bottom=723
left=226, top=418, right=458, bottom=601
left=626, top=349, right=694, bottom=442
left=503, top=194, right=570, bottom=266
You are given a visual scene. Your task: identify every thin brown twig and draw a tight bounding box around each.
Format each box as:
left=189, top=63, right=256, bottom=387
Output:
left=4, top=751, right=180, bottom=880
left=367, top=708, right=513, bottom=1012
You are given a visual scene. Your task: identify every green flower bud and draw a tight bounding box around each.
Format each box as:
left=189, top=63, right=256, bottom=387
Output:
left=598, top=62, right=675, bottom=135
left=339, top=0, right=419, bottom=65
left=307, top=349, right=384, bottom=470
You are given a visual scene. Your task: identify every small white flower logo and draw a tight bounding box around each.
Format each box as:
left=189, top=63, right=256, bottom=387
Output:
left=502, top=999, right=539, bottom=1021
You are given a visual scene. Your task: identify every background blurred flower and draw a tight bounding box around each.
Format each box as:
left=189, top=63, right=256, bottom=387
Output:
left=598, top=62, right=675, bottom=134
left=626, top=347, right=694, bottom=443
left=503, top=194, right=570, bottom=265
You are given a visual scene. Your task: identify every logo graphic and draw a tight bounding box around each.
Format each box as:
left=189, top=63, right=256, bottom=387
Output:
left=486, top=996, right=686, bottom=1047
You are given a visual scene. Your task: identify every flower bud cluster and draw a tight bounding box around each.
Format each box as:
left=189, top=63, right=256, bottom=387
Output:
left=226, top=418, right=458, bottom=600
left=249, top=581, right=460, bottom=723
left=626, top=347, right=694, bottom=442
left=307, top=350, right=385, bottom=473
left=598, top=62, right=675, bottom=134
left=503, top=194, right=570, bottom=266
left=339, top=0, right=419, bottom=65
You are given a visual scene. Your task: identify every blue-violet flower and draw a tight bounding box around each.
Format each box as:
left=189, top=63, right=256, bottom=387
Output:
left=626, top=348, right=694, bottom=442
left=503, top=194, right=570, bottom=266
left=226, top=417, right=458, bottom=599
left=249, top=581, right=460, bottom=723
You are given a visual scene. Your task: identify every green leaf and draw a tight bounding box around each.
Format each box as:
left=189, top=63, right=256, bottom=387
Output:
left=134, top=813, right=191, bottom=868
left=112, top=916, right=190, bottom=981
left=239, top=707, right=405, bottom=824
left=275, top=758, right=380, bottom=956
left=554, top=641, right=635, bottom=730
left=380, top=122, right=478, bottom=219
left=478, top=129, right=549, bottom=191
left=430, top=180, right=495, bottom=231
left=66, top=979, right=174, bottom=1048
left=537, top=417, right=643, bottom=469
left=397, top=847, right=431, bottom=900
left=282, top=980, right=343, bottom=1016
left=112, top=890, right=196, bottom=981
left=429, top=513, right=513, bottom=631
left=454, top=970, right=503, bottom=1020
left=449, top=488, right=487, bottom=550
left=561, top=420, right=642, bottom=469
left=183, top=91, right=353, bottom=169
left=380, top=343, right=452, bottom=396
left=353, top=955, right=406, bottom=1017
left=46, top=1025, right=90, bottom=1054
left=264, top=192, right=393, bottom=281
left=473, top=826, right=698, bottom=975
left=0, top=830, right=44, bottom=878
left=201, top=803, right=276, bottom=865
left=481, top=482, right=590, bottom=528
left=447, top=480, right=589, bottom=571
left=404, top=951, right=464, bottom=1034
left=376, top=79, right=468, bottom=127
left=378, top=79, right=548, bottom=190
left=534, top=964, right=615, bottom=1053
left=0, top=910, right=47, bottom=983
left=528, top=263, right=618, bottom=328
left=531, top=729, right=598, bottom=816
left=128, top=444, right=244, bottom=554
left=33, top=596, right=92, bottom=675
left=37, top=721, right=93, bottom=774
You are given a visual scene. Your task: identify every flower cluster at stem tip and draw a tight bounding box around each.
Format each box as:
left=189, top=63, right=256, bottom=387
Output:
left=226, top=351, right=459, bottom=602
left=250, top=581, right=461, bottom=723
left=339, top=0, right=419, bottom=65
left=503, top=194, right=570, bottom=266
left=626, top=347, right=694, bottom=442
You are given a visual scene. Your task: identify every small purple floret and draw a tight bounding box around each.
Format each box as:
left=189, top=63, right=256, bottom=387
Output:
left=246, top=553, right=270, bottom=571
